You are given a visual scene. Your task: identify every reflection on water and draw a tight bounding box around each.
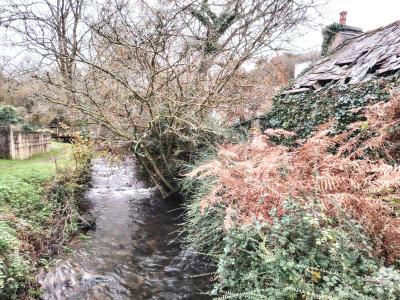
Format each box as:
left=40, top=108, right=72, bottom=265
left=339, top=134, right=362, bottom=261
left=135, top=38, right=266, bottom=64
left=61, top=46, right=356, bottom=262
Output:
left=39, top=159, right=210, bottom=300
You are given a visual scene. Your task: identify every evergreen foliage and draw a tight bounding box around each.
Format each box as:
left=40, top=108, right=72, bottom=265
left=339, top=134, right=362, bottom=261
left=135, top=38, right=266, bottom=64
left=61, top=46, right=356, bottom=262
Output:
left=321, top=23, right=345, bottom=56
left=259, top=74, right=398, bottom=138
left=212, top=201, right=400, bottom=299
left=0, top=106, right=23, bottom=125
left=0, top=105, right=35, bottom=131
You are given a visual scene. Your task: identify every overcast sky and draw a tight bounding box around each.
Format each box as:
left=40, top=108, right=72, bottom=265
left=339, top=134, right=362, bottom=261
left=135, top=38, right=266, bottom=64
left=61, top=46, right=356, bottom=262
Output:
left=301, top=0, right=400, bottom=52
left=1, top=0, right=399, bottom=72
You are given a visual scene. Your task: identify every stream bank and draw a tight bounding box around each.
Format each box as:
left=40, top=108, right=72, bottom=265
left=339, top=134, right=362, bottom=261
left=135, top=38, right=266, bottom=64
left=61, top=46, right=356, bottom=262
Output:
left=0, top=141, right=92, bottom=300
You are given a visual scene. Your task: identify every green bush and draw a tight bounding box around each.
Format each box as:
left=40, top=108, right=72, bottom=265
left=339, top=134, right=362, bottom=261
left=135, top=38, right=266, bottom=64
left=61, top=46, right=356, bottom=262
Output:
left=180, top=158, right=226, bottom=255
left=0, top=255, right=31, bottom=300
left=0, top=105, right=35, bottom=131
left=183, top=196, right=400, bottom=299
left=0, top=106, right=22, bottom=125
left=0, top=177, right=50, bottom=226
left=0, top=222, right=19, bottom=255
left=0, top=221, right=31, bottom=300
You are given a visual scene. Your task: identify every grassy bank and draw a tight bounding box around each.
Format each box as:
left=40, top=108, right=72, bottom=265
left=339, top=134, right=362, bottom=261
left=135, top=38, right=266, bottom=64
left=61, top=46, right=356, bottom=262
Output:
left=0, top=142, right=71, bottom=179
left=0, top=140, right=93, bottom=299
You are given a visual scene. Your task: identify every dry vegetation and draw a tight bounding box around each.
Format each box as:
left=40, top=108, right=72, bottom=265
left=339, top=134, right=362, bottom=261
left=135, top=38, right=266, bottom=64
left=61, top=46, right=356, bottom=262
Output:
left=0, top=74, right=63, bottom=126
left=221, top=53, right=318, bottom=123
left=188, top=92, right=400, bottom=263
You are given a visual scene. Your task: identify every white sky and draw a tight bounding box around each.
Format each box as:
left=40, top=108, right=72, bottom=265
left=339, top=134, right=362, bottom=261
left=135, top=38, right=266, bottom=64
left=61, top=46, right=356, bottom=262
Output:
left=300, top=0, right=400, bottom=52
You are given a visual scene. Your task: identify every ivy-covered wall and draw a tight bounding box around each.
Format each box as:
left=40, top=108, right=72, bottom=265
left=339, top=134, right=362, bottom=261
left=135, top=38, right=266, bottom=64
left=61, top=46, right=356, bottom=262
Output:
left=259, top=73, right=399, bottom=138
left=321, top=23, right=345, bottom=56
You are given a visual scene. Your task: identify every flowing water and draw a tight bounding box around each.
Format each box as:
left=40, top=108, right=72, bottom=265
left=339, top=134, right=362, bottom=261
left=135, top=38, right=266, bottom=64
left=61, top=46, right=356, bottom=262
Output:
left=39, top=159, right=210, bottom=300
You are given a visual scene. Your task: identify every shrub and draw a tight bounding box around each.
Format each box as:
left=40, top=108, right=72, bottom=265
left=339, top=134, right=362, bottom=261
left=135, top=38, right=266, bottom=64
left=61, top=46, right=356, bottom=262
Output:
left=0, top=177, right=49, bottom=226
left=0, top=220, right=32, bottom=300
left=0, top=221, right=18, bottom=252
left=0, top=255, right=31, bottom=300
left=0, top=106, right=22, bottom=125
left=212, top=201, right=400, bottom=299
left=187, top=94, right=400, bottom=262
left=183, top=92, right=400, bottom=298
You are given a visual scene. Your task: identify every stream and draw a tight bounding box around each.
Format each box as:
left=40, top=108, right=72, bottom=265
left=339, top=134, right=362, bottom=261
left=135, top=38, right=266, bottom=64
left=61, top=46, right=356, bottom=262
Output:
left=38, top=159, right=210, bottom=300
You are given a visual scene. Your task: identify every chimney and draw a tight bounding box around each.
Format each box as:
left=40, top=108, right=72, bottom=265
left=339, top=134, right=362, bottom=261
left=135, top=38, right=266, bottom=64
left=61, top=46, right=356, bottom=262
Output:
left=339, top=11, right=347, bottom=25
left=321, top=11, right=363, bottom=55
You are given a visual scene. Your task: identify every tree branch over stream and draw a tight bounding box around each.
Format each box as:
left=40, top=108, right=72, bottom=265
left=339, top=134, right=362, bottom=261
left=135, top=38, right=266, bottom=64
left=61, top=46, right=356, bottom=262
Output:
left=0, top=0, right=323, bottom=197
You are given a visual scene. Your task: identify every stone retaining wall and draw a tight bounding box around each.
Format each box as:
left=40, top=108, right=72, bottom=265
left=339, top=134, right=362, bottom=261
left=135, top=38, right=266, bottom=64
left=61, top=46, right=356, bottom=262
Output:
left=0, top=125, right=51, bottom=159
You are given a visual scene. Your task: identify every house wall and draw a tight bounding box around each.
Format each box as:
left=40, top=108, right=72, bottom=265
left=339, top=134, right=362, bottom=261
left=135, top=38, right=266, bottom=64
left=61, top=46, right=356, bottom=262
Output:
left=0, top=125, right=51, bottom=159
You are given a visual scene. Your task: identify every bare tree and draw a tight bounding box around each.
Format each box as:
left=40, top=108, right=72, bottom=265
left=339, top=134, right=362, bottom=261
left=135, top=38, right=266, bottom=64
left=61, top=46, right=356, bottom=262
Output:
left=0, top=0, right=85, bottom=84
left=0, top=0, right=323, bottom=197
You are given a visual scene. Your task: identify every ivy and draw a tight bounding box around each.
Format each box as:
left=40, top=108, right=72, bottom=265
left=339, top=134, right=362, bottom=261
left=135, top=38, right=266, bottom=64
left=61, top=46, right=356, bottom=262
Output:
left=259, top=73, right=399, bottom=139
left=182, top=197, right=400, bottom=299
left=0, top=105, right=35, bottom=132
left=321, top=23, right=345, bottom=56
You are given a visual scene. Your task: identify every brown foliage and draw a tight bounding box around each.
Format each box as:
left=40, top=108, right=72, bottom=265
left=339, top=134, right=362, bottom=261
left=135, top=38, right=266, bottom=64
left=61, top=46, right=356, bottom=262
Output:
left=188, top=94, right=400, bottom=262
left=220, top=55, right=298, bottom=123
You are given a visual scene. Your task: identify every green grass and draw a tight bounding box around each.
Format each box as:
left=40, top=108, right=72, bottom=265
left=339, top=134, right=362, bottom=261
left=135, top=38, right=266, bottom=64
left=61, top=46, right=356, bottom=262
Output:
left=0, top=139, right=94, bottom=298
left=0, top=141, right=72, bottom=234
left=0, top=142, right=71, bottom=180
left=0, top=141, right=73, bottom=298
left=0, top=142, right=72, bottom=238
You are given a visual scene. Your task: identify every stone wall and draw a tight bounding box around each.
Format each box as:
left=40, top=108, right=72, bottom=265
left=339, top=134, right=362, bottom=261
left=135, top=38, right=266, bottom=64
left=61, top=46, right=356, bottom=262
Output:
left=0, top=125, right=51, bottom=159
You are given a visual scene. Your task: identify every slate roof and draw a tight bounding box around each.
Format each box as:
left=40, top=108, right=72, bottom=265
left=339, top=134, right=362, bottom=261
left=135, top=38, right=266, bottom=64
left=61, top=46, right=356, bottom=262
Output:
left=286, top=21, right=400, bottom=94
